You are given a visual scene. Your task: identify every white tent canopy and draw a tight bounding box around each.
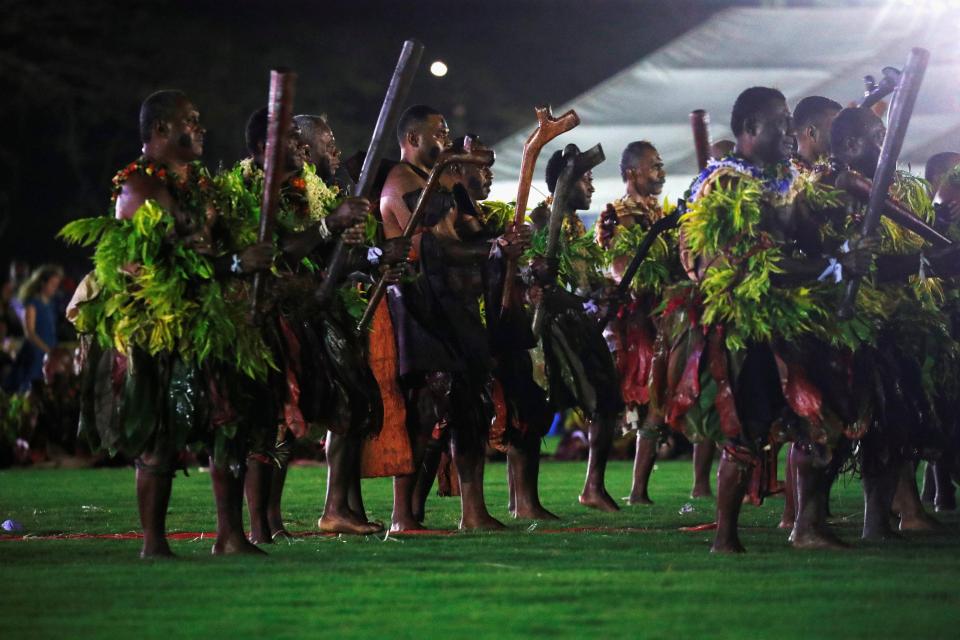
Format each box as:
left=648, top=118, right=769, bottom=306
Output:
left=490, top=6, right=960, bottom=211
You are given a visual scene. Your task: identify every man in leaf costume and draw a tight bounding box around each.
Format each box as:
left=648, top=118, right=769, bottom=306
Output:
left=232, top=108, right=404, bottom=539
left=677, top=87, right=877, bottom=552
left=596, top=141, right=710, bottom=505
left=776, top=95, right=844, bottom=533
left=928, top=159, right=960, bottom=512
left=824, top=106, right=956, bottom=539
left=528, top=147, right=624, bottom=512
left=297, top=112, right=411, bottom=535
left=63, top=90, right=275, bottom=557
left=793, top=96, right=842, bottom=169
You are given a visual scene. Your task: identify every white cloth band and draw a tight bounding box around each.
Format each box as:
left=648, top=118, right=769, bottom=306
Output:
left=818, top=257, right=842, bottom=283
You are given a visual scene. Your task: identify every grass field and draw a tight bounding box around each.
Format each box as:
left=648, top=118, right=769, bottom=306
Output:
left=1, top=448, right=959, bottom=640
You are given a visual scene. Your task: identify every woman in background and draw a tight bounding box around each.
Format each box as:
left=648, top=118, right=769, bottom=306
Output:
left=5, top=265, right=62, bottom=392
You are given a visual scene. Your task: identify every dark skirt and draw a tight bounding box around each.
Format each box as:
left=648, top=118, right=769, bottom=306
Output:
left=540, top=288, right=624, bottom=420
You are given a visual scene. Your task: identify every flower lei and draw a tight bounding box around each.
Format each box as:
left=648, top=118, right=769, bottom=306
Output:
left=237, top=160, right=340, bottom=234
left=687, top=154, right=801, bottom=208
left=111, top=156, right=213, bottom=224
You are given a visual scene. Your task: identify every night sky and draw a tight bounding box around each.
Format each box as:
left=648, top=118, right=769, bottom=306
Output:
left=1, top=0, right=761, bottom=272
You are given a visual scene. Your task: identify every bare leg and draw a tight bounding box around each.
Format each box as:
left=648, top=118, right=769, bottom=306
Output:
left=244, top=457, right=274, bottom=544
left=778, top=443, right=797, bottom=530
left=136, top=454, right=175, bottom=559
left=821, top=440, right=849, bottom=520
left=862, top=466, right=900, bottom=541
left=390, top=475, right=420, bottom=532
left=579, top=415, right=619, bottom=512
left=453, top=436, right=504, bottom=530
left=345, top=434, right=370, bottom=522
left=892, top=460, right=940, bottom=531
left=267, top=462, right=292, bottom=539
left=508, top=436, right=557, bottom=520
left=392, top=372, right=450, bottom=532
left=789, top=443, right=847, bottom=549
left=412, top=436, right=445, bottom=523
left=507, top=450, right=517, bottom=514
left=320, top=431, right=381, bottom=534
left=711, top=449, right=749, bottom=553
left=933, top=460, right=957, bottom=512
left=921, top=462, right=936, bottom=504
left=390, top=415, right=432, bottom=532
left=627, top=435, right=657, bottom=505
left=691, top=438, right=715, bottom=498
left=211, top=464, right=265, bottom=555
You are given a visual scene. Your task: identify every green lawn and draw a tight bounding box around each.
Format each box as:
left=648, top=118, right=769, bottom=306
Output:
left=1, top=449, right=958, bottom=640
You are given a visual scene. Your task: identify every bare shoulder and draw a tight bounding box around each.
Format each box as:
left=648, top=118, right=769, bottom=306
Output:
left=381, top=163, right=425, bottom=199
left=114, top=173, right=173, bottom=220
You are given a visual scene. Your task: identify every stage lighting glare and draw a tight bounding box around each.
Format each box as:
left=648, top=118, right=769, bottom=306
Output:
left=897, top=0, right=960, bottom=9
left=430, top=60, right=448, bottom=77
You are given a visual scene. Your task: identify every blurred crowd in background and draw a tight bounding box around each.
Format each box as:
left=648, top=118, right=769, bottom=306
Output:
left=0, top=260, right=81, bottom=467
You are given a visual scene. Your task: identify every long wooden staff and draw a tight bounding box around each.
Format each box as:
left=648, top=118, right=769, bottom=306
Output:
left=860, top=66, right=900, bottom=110
left=251, top=69, right=297, bottom=316
left=838, top=47, right=929, bottom=319
left=355, top=147, right=496, bottom=332
left=690, top=109, right=712, bottom=172
left=499, top=106, right=580, bottom=312
left=314, top=40, right=425, bottom=307
left=530, top=143, right=605, bottom=336
left=597, top=109, right=711, bottom=327
left=835, top=170, right=950, bottom=247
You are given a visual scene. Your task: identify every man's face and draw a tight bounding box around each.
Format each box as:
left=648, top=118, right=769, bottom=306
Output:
left=283, top=120, right=306, bottom=172
left=303, top=122, right=341, bottom=181
left=167, top=99, right=205, bottom=160
left=751, top=99, right=796, bottom=165
left=460, top=145, right=494, bottom=200
left=805, top=109, right=840, bottom=160
left=626, top=147, right=666, bottom=197
left=852, top=116, right=886, bottom=176
left=570, top=171, right=595, bottom=211
left=415, top=115, right=451, bottom=168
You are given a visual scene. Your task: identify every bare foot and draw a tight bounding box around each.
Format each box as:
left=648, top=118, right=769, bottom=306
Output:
left=778, top=509, right=796, bottom=530
left=626, top=492, right=654, bottom=505
left=390, top=514, right=422, bottom=533
left=512, top=504, right=560, bottom=520
left=140, top=539, right=175, bottom=559
left=248, top=517, right=273, bottom=545
left=580, top=490, right=620, bottom=512
left=460, top=513, right=506, bottom=530
left=271, top=528, right=294, bottom=541
left=710, top=537, right=746, bottom=554
left=318, top=512, right=383, bottom=535
left=248, top=531, right=274, bottom=545
left=212, top=535, right=268, bottom=556
left=899, top=511, right=942, bottom=531
left=790, top=527, right=849, bottom=550
left=862, top=523, right=901, bottom=542
left=691, top=485, right=713, bottom=499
